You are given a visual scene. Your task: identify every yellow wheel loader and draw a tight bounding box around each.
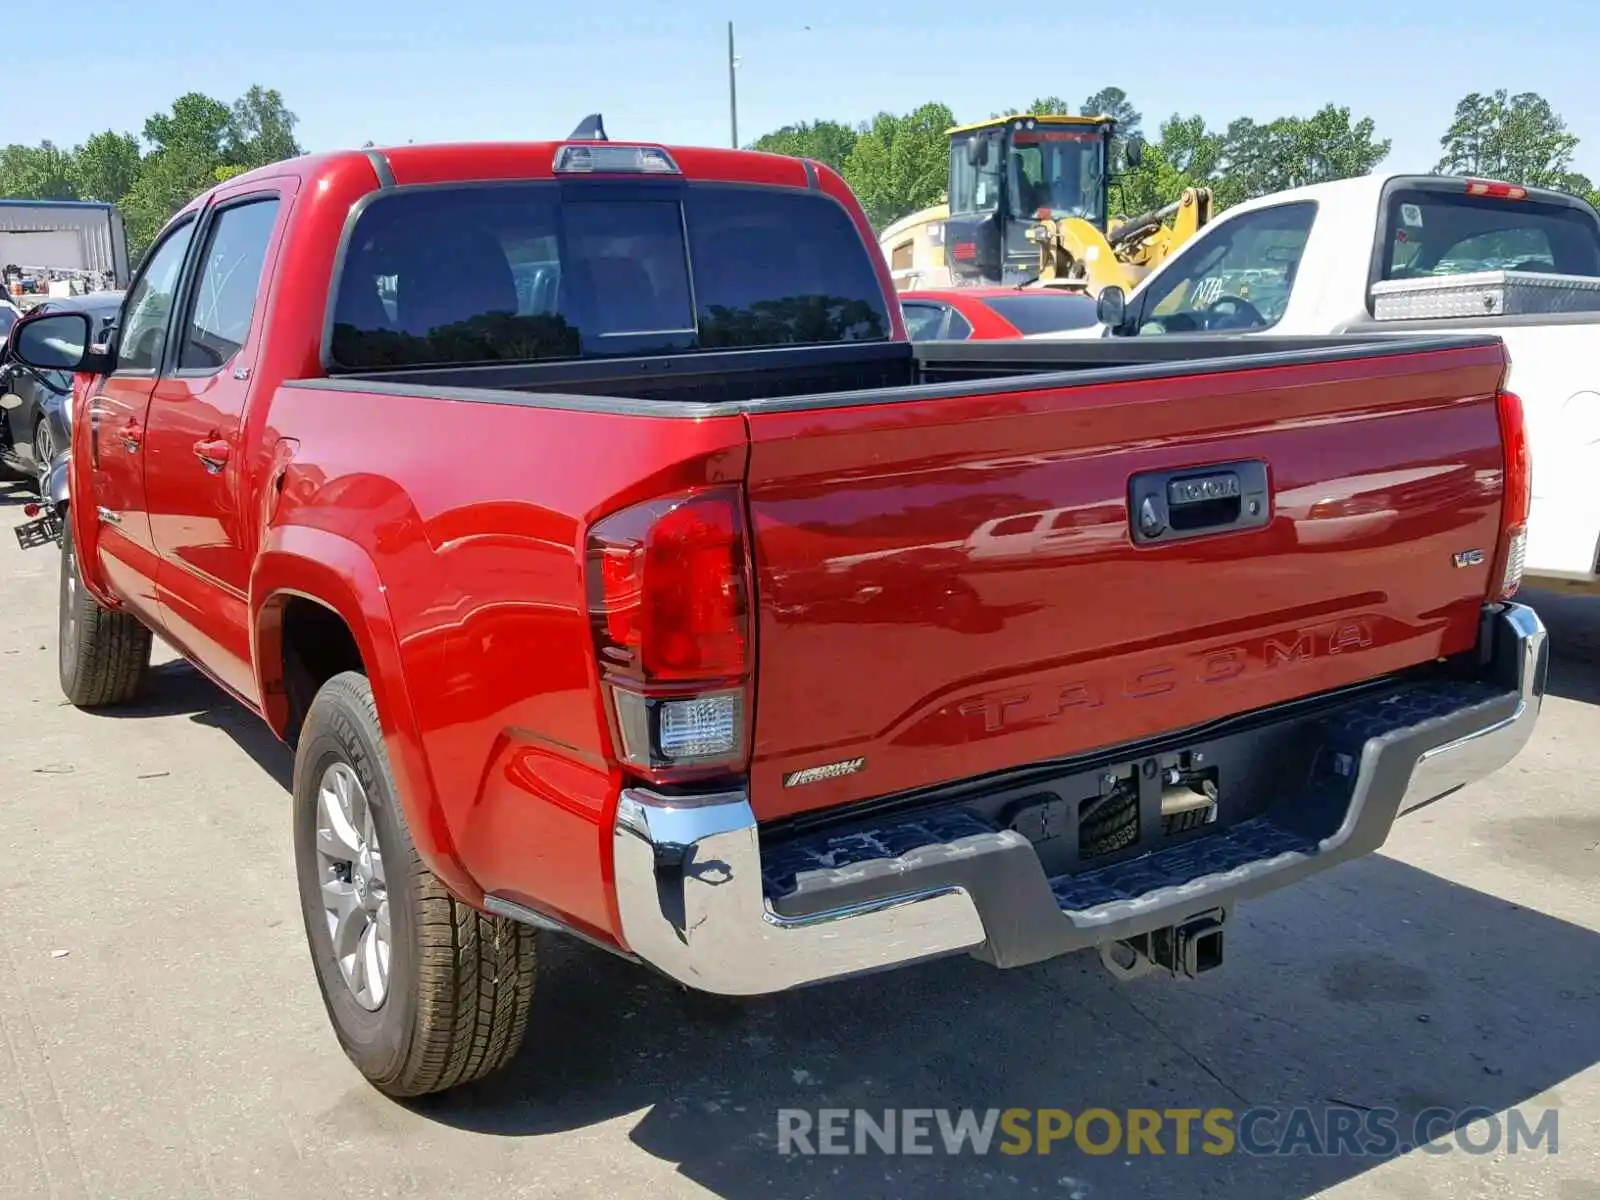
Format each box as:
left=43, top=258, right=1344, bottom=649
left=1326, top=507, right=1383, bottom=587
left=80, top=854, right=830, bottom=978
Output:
left=876, top=113, right=1212, bottom=296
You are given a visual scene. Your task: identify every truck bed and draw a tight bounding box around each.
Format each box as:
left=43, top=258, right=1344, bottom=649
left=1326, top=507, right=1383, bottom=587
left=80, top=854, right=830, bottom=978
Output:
left=279, top=332, right=1511, bottom=832
left=301, top=331, right=1503, bottom=409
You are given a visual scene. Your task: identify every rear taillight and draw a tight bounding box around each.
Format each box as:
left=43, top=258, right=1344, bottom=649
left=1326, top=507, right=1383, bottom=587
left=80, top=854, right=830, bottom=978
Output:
left=1493, top=389, right=1531, bottom=599
left=586, top=486, right=753, bottom=783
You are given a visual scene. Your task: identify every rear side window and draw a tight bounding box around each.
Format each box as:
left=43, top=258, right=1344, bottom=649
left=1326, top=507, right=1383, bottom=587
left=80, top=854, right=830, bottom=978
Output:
left=1380, top=189, right=1600, bottom=281
left=981, top=294, right=1100, bottom=335
left=329, top=183, right=891, bottom=370
left=901, top=301, right=946, bottom=341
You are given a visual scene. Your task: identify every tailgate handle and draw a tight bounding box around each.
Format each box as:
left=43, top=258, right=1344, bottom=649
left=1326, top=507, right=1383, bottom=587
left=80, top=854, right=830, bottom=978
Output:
left=1129, top=460, right=1270, bottom=545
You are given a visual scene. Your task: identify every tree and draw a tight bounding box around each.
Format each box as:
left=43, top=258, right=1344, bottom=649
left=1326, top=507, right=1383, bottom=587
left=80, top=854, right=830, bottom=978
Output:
left=1217, top=104, right=1389, bottom=206
left=143, top=92, right=235, bottom=162
left=1434, top=89, right=1581, bottom=190
left=1081, top=87, right=1142, bottom=140
left=988, top=97, right=1073, bottom=119
left=748, top=120, right=858, bottom=173
left=119, top=86, right=304, bottom=262
left=1081, top=86, right=1143, bottom=176
left=68, top=132, right=143, bottom=203
left=226, top=85, right=303, bottom=168
left=0, top=142, right=78, bottom=200
left=840, top=102, right=956, bottom=229
left=1027, top=96, right=1075, bottom=116
left=0, top=83, right=304, bottom=268
left=116, top=93, right=234, bottom=261
left=1116, top=113, right=1225, bottom=216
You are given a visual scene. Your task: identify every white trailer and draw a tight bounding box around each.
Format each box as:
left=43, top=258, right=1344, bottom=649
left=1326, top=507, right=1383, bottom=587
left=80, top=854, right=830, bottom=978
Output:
left=0, top=199, right=131, bottom=290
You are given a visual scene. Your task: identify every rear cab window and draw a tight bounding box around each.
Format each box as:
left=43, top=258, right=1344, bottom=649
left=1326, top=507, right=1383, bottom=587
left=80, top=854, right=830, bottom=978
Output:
left=328, top=182, right=891, bottom=370
left=1376, top=186, right=1600, bottom=286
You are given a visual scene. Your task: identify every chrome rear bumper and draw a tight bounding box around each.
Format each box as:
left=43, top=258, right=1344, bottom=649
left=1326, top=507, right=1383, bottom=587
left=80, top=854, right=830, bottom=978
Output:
left=1396, top=602, right=1545, bottom=816
left=610, top=603, right=1546, bottom=996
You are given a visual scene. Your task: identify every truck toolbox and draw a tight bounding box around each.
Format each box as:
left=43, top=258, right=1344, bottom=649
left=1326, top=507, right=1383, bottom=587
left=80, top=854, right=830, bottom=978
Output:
left=1371, top=269, right=1600, bottom=321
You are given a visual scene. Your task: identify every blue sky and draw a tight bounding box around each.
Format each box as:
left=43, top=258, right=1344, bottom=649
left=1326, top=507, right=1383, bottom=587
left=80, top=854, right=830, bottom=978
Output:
left=11, top=0, right=1599, bottom=181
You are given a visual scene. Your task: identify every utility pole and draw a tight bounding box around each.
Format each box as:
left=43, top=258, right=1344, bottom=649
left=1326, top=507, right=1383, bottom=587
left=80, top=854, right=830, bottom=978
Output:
left=727, top=21, right=739, bottom=149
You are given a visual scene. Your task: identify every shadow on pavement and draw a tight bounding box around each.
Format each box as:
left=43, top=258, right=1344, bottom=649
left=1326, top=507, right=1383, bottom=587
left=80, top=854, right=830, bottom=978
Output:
left=1520, top=588, right=1600, bottom=706
left=390, top=853, right=1598, bottom=1200
left=94, top=658, right=293, bottom=789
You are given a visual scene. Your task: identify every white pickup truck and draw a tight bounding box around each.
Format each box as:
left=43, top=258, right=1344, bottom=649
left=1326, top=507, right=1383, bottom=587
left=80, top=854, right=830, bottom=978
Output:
left=1034, top=173, right=1600, bottom=595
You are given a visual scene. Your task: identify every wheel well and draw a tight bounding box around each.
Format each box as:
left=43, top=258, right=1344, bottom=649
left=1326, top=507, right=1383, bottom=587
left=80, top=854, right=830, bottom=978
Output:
left=280, top=597, right=365, bottom=747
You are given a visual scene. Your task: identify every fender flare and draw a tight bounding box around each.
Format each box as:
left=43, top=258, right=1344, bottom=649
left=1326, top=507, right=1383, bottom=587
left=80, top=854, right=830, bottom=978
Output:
left=250, top=524, right=480, bottom=905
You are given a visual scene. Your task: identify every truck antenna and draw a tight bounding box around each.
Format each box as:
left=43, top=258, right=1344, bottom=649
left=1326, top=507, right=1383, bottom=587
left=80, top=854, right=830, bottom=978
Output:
left=568, top=114, right=609, bottom=142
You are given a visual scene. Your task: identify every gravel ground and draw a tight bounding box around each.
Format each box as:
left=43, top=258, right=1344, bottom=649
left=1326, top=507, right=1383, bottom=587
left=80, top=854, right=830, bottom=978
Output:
left=0, top=478, right=1596, bottom=1199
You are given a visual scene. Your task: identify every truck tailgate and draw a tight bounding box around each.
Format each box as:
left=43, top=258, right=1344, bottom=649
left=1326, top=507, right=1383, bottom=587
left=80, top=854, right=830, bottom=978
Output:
left=743, top=344, right=1509, bottom=822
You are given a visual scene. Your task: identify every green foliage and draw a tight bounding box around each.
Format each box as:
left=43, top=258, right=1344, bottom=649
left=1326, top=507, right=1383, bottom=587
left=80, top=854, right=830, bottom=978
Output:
left=227, top=86, right=302, bottom=168
left=0, top=84, right=304, bottom=267
left=1026, top=97, right=1075, bottom=117
left=67, top=132, right=143, bottom=203
left=4, top=82, right=1596, bottom=286
left=0, top=142, right=76, bottom=200
left=1116, top=113, right=1225, bottom=215
left=1214, top=105, right=1391, bottom=206
left=747, top=120, right=858, bottom=173
left=754, top=88, right=1595, bottom=233
left=840, top=102, right=957, bottom=229
left=1433, top=89, right=1586, bottom=196
left=1081, top=87, right=1142, bottom=139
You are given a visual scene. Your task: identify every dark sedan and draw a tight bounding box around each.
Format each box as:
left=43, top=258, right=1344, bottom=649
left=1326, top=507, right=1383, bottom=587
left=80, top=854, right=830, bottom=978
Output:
left=1, top=291, right=122, bottom=479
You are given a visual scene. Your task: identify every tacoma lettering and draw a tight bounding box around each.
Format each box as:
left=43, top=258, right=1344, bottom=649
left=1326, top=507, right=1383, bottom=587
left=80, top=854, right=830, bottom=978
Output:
left=958, top=620, right=1378, bottom=733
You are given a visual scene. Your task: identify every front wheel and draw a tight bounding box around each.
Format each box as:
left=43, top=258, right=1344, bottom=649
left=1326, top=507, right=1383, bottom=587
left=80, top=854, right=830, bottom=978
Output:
left=58, top=517, right=152, bottom=707
left=293, top=671, right=537, bottom=1097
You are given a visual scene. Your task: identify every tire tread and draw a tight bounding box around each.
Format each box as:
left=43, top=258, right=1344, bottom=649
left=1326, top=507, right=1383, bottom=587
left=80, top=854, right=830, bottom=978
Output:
left=60, top=522, right=151, bottom=708
left=306, top=672, right=536, bottom=1098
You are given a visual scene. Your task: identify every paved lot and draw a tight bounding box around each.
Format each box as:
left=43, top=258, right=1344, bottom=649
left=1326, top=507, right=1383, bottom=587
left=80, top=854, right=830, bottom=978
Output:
left=0, top=476, right=1596, bottom=1200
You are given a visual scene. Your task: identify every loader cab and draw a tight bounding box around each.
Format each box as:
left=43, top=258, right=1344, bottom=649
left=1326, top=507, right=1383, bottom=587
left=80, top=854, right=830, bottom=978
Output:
left=944, top=114, right=1115, bottom=286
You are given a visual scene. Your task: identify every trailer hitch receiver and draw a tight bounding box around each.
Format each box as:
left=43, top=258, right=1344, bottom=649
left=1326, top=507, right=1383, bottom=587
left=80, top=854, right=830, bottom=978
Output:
left=1098, top=908, right=1227, bottom=981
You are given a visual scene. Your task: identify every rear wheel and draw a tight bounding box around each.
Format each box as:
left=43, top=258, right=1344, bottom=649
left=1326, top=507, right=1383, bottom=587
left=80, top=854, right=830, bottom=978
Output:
left=293, top=671, right=537, bottom=1097
left=58, top=517, right=152, bottom=708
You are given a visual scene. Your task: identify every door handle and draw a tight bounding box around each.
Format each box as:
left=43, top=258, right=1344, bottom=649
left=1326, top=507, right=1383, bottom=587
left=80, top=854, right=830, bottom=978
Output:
left=1129, top=460, right=1271, bottom=545
left=193, top=439, right=230, bottom=474
left=118, top=420, right=142, bottom=453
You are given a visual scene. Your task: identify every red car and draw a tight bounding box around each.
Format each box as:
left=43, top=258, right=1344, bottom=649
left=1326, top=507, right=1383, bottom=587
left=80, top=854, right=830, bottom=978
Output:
left=899, top=286, right=1101, bottom=340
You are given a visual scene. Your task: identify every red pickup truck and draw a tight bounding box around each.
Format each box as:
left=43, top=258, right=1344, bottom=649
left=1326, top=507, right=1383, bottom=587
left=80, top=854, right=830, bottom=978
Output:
left=7, top=130, right=1546, bottom=1099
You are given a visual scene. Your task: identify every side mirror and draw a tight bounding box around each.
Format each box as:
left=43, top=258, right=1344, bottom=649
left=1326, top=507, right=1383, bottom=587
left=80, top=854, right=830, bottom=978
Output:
left=11, top=311, right=109, bottom=374
left=1123, top=135, right=1145, bottom=170
left=1096, top=285, right=1131, bottom=333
